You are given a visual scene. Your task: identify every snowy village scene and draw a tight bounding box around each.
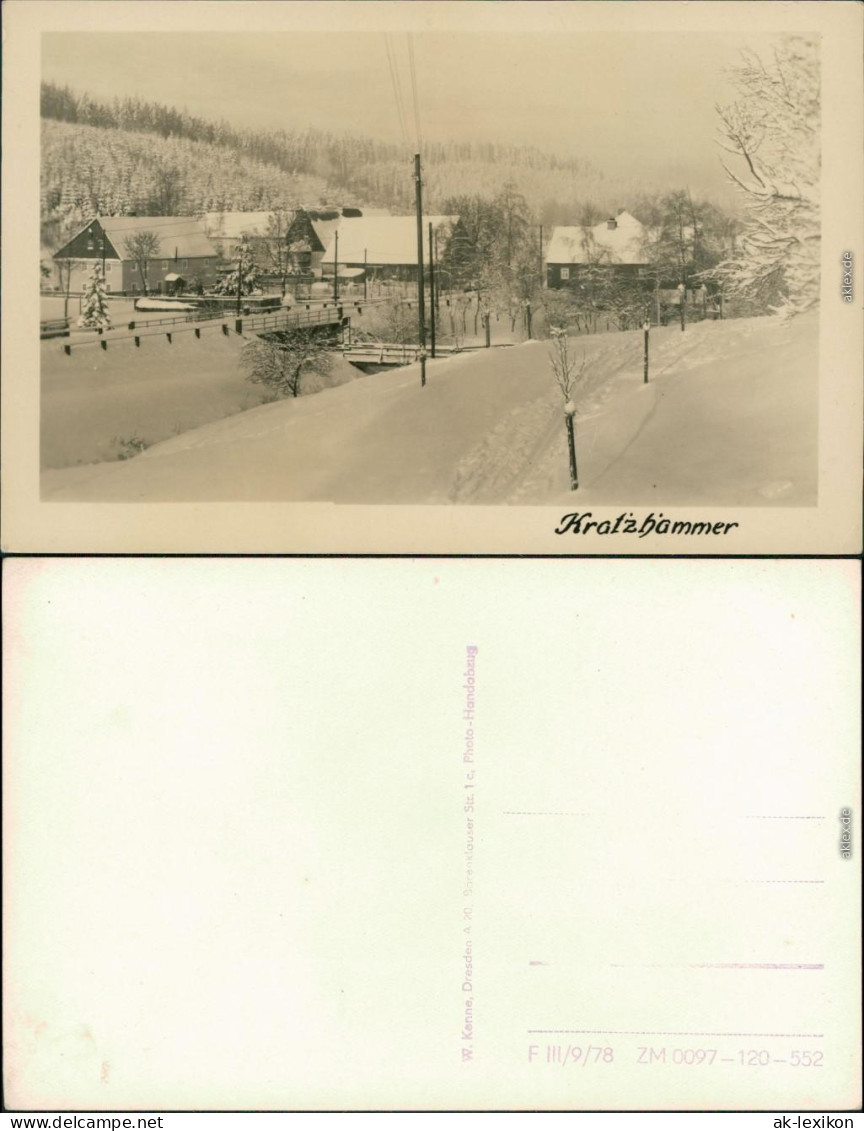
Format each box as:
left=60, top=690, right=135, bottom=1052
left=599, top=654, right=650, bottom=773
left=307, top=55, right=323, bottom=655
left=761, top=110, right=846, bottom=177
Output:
left=38, top=19, right=820, bottom=508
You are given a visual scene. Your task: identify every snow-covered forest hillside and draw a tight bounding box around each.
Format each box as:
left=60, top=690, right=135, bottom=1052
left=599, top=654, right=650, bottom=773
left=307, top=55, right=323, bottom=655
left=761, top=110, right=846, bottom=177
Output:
left=41, top=80, right=646, bottom=246
left=40, top=117, right=330, bottom=248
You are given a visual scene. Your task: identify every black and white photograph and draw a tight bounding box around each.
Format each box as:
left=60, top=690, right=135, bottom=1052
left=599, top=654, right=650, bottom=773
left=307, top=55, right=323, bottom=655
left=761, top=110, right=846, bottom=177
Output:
left=2, top=0, right=861, bottom=551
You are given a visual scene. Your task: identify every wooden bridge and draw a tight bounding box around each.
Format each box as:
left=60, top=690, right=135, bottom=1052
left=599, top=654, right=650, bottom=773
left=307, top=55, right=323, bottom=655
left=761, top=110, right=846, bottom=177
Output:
left=341, top=341, right=463, bottom=368
left=48, top=304, right=349, bottom=356
left=340, top=341, right=517, bottom=369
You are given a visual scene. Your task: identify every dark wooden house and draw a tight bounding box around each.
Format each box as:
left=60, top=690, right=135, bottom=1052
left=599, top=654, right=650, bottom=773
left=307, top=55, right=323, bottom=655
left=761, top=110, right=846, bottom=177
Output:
left=52, top=216, right=221, bottom=295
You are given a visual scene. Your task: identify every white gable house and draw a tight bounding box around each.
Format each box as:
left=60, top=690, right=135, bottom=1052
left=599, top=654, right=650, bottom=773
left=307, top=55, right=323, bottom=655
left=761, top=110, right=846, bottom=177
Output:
left=546, top=211, right=649, bottom=288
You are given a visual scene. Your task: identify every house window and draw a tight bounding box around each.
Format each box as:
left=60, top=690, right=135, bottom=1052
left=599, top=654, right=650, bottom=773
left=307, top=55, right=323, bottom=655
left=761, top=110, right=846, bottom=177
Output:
left=204, top=259, right=209, bottom=267
left=560, top=267, right=570, bottom=280
left=105, top=263, right=111, bottom=273
left=182, top=259, right=188, bottom=269
left=131, top=262, right=137, bottom=271
left=162, top=260, right=169, bottom=269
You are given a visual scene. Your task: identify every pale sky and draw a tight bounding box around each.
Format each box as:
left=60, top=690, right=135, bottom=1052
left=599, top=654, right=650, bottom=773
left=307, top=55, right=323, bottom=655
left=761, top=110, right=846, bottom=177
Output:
left=42, top=30, right=784, bottom=202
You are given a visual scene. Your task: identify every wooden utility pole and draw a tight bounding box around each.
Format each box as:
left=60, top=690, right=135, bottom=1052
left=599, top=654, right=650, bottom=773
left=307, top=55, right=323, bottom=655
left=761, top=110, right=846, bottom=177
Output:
left=643, top=318, right=650, bottom=383
left=564, top=401, right=578, bottom=490
left=236, top=248, right=242, bottom=316
left=433, top=228, right=440, bottom=312
left=60, top=258, right=72, bottom=322
left=333, top=231, right=339, bottom=302
left=414, top=153, right=427, bottom=386
left=363, top=248, right=368, bottom=303
left=428, top=222, right=436, bottom=358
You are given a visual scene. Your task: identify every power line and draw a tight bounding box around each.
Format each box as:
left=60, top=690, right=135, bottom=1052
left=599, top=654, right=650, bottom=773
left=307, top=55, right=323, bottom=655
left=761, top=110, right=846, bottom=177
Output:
left=384, top=34, right=409, bottom=149
left=406, top=33, right=423, bottom=152
left=386, top=34, right=407, bottom=143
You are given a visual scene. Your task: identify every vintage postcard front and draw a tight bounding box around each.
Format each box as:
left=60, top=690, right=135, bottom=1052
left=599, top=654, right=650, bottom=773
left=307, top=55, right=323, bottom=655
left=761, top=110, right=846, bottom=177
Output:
left=1, top=0, right=862, bottom=553
left=3, top=558, right=860, bottom=1110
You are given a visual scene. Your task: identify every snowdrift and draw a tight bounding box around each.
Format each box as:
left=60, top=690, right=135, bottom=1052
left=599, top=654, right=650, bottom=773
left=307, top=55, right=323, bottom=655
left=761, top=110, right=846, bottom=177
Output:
left=133, top=297, right=198, bottom=312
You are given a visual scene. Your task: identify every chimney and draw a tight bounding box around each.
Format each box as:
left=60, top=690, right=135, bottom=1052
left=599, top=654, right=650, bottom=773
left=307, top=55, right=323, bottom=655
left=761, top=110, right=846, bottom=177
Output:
left=606, top=217, right=618, bottom=230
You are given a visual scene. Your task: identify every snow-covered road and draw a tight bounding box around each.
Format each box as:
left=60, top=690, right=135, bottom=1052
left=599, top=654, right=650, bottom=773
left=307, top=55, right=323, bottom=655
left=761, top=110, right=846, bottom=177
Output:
left=41, top=312, right=818, bottom=505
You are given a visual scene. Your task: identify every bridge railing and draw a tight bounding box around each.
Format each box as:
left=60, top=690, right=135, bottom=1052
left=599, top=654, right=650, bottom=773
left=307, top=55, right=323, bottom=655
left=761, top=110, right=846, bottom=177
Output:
left=40, top=318, right=70, bottom=340
left=247, top=307, right=345, bottom=334
left=51, top=303, right=349, bottom=356
left=342, top=341, right=467, bottom=362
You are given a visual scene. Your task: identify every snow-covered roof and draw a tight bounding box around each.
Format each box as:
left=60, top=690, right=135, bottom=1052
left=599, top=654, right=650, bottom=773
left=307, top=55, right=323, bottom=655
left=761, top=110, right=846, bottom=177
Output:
left=321, top=215, right=457, bottom=265
left=96, top=216, right=218, bottom=260
left=310, top=218, right=341, bottom=253
left=546, top=211, right=648, bottom=266
left=203, top=211, right=275, bottom=240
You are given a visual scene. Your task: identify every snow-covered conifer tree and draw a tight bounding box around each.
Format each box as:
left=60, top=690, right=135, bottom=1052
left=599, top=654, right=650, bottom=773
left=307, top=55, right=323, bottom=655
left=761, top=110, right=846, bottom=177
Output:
left=78, top=262, right=112, bottom=330
left=213, top=235, right=260, bottom=297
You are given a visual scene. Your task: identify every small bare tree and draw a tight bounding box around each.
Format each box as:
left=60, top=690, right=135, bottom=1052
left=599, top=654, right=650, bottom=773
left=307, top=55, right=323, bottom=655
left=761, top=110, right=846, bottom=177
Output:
left=351, top=297, right=418, bottom=348
left=259, top=210, right=293, bottom=298
left=241, top=330, right=333, bottom=399
left=381, top=297, right=419, bottom=348
left=548, top=328, right=588, bottom=490
left=540, top=288, right=580, bottom=339
left=123, top=230, right=161, bottom=295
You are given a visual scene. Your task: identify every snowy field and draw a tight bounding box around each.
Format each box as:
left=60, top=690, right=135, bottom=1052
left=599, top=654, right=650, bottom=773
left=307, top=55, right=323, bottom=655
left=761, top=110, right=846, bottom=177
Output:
left=40, top=329, right=361, bottom=468
left=41, top=312, right=818, bottom=506
left=41, top=332, right=271, bottom=467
